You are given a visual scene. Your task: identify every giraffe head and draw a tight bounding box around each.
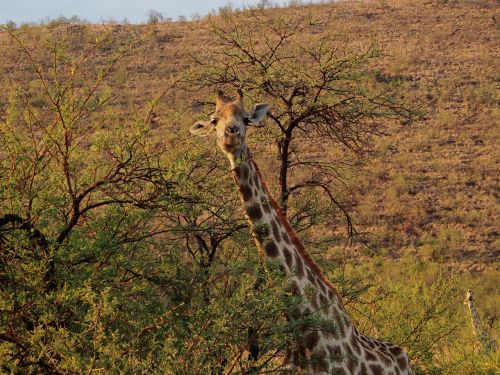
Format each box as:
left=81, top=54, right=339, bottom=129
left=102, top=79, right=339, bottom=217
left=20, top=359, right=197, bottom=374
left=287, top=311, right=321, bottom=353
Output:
left=190, top=90, right=269, bottom=160
left=466, top=289, right=475, bottom=303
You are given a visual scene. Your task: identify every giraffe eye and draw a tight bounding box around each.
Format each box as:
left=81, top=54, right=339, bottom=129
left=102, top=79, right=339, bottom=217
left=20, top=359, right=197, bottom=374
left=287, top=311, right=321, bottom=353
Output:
left=243, top=117, right=250, bottom=125
left=210, top=118, right=218, bottom=125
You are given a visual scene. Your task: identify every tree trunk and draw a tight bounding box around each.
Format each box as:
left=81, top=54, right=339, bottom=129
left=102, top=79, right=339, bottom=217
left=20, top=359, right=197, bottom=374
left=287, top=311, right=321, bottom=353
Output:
left=279, top=135, right=291, bottom=214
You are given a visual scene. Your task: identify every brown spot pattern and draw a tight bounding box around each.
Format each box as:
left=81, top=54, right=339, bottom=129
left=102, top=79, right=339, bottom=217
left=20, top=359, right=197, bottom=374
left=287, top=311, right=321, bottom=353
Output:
left=397, top=355, right=408, bottom=370
left=294, top=252, right=305, bottom=279
left=252, top=173, right=260, bottom=188
left=359, top=363, right=368, bottom=375
left=304, top=331, right=319, bottom=350
left=283, top=247, right=293, bottom=268
left=242, top=165, right=249, bottom=179
left=369, top=364, right=384, bottom=375
left=247, top=203, right=263, bottom=220
left=271, top=219, right=281, bottom=242
left=239, top=184, right=253, bottom=201
left=264, top=241, right=279, bottom=257
left=364, top=349, right=377, bottom=361
left=307, top=269, right=317, bottom=286
left=282, top=231, right=291, bottom=244
left=351, top=335, right=361, bottom=355
left=318, top=281, right=327, bottom=294
left=389, top=346, right=403, bottom=356
left=378, top=351, right=392, bottom=366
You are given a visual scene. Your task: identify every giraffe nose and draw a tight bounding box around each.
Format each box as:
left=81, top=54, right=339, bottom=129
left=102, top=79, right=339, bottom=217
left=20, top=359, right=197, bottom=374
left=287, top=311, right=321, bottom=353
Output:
left=225, top=126, right=239, bottom=135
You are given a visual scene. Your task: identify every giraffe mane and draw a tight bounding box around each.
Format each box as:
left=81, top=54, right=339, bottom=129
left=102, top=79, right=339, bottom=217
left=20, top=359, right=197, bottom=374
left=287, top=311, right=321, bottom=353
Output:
left=251, top=159, right=344, bottom=302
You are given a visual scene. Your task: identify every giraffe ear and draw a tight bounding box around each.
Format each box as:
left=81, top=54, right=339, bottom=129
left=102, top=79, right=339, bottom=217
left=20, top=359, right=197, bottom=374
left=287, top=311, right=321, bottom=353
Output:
left=190, top=121, right=215, bottom=137
left=247, top=103, right=269, bottom=126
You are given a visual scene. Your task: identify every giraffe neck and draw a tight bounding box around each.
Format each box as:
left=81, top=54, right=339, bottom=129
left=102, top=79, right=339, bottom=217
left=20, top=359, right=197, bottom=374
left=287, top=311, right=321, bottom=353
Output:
left=229, top=149, right=413, bottom=374
left=231, top=149, right=351, bottom=335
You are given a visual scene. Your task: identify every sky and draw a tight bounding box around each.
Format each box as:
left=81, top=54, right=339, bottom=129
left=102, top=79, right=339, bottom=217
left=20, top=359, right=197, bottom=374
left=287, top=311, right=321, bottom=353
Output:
left=0, top=0, right=272, bottom=25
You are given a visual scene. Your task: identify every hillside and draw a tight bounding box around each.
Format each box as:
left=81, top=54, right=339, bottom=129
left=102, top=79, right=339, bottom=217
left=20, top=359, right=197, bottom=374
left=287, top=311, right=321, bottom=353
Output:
left=337, top=0, right=499, bottom=273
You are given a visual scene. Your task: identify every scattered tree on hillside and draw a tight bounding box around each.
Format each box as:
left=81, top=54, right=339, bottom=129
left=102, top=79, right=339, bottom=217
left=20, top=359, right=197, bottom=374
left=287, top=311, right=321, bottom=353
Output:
left=147, top=10, right=164, bottom=24
left=188, top=10, right=421, bottom=243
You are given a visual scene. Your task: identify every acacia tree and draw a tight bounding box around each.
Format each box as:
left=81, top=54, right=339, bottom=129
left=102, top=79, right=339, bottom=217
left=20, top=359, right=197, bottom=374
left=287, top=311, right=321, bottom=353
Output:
left=188, top=9, right=420, bottom=240
left=0, top=26, right=296, bottom=373
left=0, top=26, right=184, bottom=372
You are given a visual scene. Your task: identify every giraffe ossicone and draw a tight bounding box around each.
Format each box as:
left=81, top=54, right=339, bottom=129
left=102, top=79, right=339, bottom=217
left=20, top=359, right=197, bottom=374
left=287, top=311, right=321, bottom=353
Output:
left=190, top=90, right=413, bottom=375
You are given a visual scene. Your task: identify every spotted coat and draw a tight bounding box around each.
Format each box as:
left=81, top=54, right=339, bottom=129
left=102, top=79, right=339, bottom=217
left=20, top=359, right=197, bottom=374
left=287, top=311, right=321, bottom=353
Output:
left=233, top=154, right=413, bottom=375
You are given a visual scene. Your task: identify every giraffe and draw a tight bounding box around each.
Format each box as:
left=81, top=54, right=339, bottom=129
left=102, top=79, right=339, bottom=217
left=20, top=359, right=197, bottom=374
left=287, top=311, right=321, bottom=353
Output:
left=465, top=289, right=498, bottom=356
left=190, top=90, right=413, bottom=375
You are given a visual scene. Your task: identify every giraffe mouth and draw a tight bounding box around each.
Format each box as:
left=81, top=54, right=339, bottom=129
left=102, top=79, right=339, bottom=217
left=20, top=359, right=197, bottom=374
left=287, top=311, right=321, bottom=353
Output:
left=221, top=135, right=241, bottom=150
